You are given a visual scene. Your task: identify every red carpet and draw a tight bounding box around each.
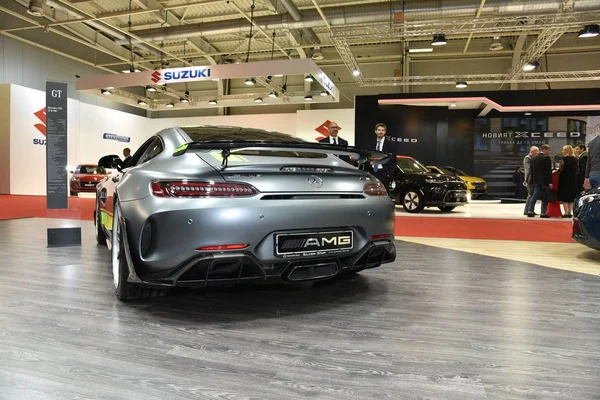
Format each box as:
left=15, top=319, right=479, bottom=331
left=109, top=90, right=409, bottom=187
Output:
left=0, top=195, right=95, bottom=221
left=1, top=195, right=573, bottom=243
left=394, top=216, right=573, bottom=243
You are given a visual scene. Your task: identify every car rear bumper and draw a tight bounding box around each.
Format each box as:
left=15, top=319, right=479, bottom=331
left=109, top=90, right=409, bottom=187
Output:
left=119, top=194, right=396, bottom=281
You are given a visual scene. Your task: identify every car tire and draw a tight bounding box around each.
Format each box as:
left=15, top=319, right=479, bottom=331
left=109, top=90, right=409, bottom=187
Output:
left=94, top=201, right=106, bottom=245
left=401, top=189, right=425, bottom=213
left=70, top=191, right=77, bottom=196
left=438, top=206, right=456, bottom=212
left=112, top=201, right=163, bottom=301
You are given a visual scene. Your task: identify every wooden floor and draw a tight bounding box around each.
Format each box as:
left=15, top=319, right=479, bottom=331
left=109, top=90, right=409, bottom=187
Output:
left=1, top=218, right=600, bottom=399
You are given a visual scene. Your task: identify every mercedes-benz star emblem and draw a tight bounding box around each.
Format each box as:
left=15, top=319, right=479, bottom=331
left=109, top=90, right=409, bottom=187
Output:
left=308, top=175, right=323, bottom=188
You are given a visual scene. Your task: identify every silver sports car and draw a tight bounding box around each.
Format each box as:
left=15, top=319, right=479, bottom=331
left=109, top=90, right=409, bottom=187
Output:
left=95, top=126, right=396, bottom=300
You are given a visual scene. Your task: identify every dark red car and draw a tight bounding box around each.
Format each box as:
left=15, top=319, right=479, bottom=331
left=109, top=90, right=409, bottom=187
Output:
left=70, top=164, right=108, bottom=196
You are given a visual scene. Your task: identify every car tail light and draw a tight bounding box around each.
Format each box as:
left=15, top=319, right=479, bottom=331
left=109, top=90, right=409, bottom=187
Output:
left=371, top=234, right=393, bottom=240
left=151, top=181, right=259, bottom=197
left=197, top=244, right=249, bottom=251
left=364, top=182, right=387, bottom=196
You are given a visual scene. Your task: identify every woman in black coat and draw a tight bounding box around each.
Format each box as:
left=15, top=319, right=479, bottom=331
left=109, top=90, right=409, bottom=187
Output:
left=558, top=145, right=578, bottom=218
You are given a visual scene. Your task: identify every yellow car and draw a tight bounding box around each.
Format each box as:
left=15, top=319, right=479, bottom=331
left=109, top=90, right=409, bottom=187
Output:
left=427, top=166, right=488, bottom=199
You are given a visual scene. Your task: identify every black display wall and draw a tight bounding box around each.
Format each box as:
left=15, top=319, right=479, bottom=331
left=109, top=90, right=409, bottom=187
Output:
left=355, top=96, right=477, bottom=174
left=355, top=88, right=600, bottom=178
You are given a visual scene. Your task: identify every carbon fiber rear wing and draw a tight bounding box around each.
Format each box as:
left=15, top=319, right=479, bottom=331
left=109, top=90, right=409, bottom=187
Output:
left=172, top=141, right=392, bottom=169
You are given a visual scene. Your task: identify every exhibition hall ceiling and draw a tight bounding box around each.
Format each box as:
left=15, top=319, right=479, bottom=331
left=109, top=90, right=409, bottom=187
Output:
left=1, top=0, right=599, bottom=108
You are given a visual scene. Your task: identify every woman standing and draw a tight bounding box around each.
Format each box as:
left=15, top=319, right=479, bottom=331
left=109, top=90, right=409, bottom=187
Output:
left=558, top=145, right=578, bottom=217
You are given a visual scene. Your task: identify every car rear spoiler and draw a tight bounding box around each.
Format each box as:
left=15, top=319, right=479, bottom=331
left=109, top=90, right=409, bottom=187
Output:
left=172, top=141, right=392, bottom=169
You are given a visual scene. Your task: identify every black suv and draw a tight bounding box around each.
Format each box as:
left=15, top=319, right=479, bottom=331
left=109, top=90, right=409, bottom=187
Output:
left=387, top=156, right=468, bottom=213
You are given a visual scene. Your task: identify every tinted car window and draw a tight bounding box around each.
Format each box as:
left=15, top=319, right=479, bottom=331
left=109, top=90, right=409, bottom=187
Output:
left=182, top=126, right=325, bottom=159
left=138, top=138, right=163, bottom=164
left=182, top=126, right=305, bottom=143
left=397, top=158, right=429, bottom=173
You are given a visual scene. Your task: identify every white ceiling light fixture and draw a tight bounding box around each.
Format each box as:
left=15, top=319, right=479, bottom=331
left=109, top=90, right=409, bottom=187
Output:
left=137, top=99, right=148, bottom=106
left=523, top=60, right=540, bottom=71
left=456, top=81, right=468, bottom=89
left=408, top=48, right=434, bottom=53
left=578, top=24, right=599, bottom=38
left=165, top=103, right=175, bottom=108
left=180, top=97, right=189, bottom=103
left=245, top=78, right=256, bottom=85
left=208, top=99, right=218, bottom=105
left=304, top=75, right=314, bottom=82
left=146, top=86, right=157, bottom=92
left=274, top=74, right=284, bottom=77
left=431, top=34, right=447, bottom=46
left=100, top=89, right=112, bottom=96
left=254, top=97, right=263, bottom=103
left=489, top=37, right=504, bottom=51
left=449, top=103, right=457, bottom=108
left=524, top=111, right=532, bottom=116
left=352, top=69, right=361, bottom=77
left=26, top=0, right=44, bottom=17
left=312, top=47, right=324, bottom=60
left=304, top=94, right=313, bottom=101
left=268, top=91, right=279, bottom=98
left=320, top=90, right=328, bottom=97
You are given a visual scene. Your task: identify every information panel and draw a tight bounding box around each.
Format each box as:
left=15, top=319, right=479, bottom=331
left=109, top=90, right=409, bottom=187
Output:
left=46, top=81, right=68, bottom=209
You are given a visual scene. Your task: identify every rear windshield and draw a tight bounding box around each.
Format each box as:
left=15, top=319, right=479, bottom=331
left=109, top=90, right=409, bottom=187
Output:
left=182, top=126, right=305, bottom=143
left=182, top=126, right=327, bottom=159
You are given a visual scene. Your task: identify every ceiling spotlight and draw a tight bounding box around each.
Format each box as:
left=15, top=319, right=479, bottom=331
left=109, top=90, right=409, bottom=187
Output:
left=352, top=69, right=361, bottom=77
left=254, top=97, right=263, bottom=103
left=523, top=60, right=540, bottom=71
left=146, top=86, right=157, bottom=92
left=245, top=78, right=256, bottom=86
left=456, top=81, right=468, bottom=89
left=137, top=100, right=148, bottom=106
left=100, top=89, right=112, bottom=96
left=208, top=99, right=218, bottom=105
left=489, top=36, right=504, bottom=51
left=320, top=90, right=328, bottom=97
left=26, top=0, right=45, bottom=17
left=578, top=24, right=599, bottom=38
left=304, top=75, right=314, bottom=82
left=304, top=94, right=313, bottom=101
left=165, top=103, right=175, bottom=108
left=312, top=47, right=324, bottom=60
left=431, top=34, right=447, bottom=46
left=524, top=111, right=532, bottom=116
left=122, top=68, right=131, bottom=73
left=408, top=48, right=434, bottom=53
left=268, top=91, right=279, bottom=98
left=450, top=103, right=457, bottom=108
left=180, top=97, right=189, bottom=103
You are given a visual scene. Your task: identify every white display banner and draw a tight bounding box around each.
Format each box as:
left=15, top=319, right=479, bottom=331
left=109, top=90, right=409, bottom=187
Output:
left=7, top=84, right=355, bottom=195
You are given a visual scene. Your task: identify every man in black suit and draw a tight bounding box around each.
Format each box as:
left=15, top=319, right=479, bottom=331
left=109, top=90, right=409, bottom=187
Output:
left=319, top=122, right=348, bottom=146
left=575, top=144, right=588, bottom=195
left=526, top=144, right=553, bottom=218
left=371, top=123, right=397, bottom=187
left=118, top=147, right=132, bottom=169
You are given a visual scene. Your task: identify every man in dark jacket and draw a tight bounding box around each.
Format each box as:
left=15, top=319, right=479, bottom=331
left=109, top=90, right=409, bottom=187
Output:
left=527, top=144, right=553, bottom=218
left=575, top=144, right=588, bottom=195
left=371, top=123, right=397, bottom=187
left=584, top=136, right=600, bottom=190
left=319, top=122, right=348, bottom=146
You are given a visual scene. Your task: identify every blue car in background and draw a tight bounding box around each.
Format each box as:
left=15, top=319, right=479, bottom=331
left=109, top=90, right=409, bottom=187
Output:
left=572, top=188, right=600, bottom=250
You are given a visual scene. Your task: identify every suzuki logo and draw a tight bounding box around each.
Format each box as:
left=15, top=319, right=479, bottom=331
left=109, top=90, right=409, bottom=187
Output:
left=304, top=236, right=352, bottom=247
left=151, top=71, right=161, bottom=83
left=34, top=107, right=46, bottom=136
left=308, top=175, right=323, bottom=188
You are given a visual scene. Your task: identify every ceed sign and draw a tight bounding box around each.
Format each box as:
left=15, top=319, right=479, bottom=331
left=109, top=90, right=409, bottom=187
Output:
left=156, top=67, right=212, bottom=84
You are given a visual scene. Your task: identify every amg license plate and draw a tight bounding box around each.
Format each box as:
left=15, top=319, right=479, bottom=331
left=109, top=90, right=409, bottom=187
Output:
left=275, top=231, right=353, bottom=258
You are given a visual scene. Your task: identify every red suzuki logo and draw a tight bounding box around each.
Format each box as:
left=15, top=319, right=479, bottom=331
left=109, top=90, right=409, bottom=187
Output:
left=314, top=120, right=340, bottom=142
left=34, top=107, right=46, bottom=136
left=151, top=71, right=161, bottom=83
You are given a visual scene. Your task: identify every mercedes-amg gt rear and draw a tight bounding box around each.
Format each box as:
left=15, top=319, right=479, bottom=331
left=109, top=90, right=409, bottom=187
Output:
left=95, top=126, right=396, bottom=300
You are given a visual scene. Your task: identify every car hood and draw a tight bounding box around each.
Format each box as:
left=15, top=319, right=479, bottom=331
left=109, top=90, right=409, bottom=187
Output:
left=460, top=175, right=485, bottom=183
